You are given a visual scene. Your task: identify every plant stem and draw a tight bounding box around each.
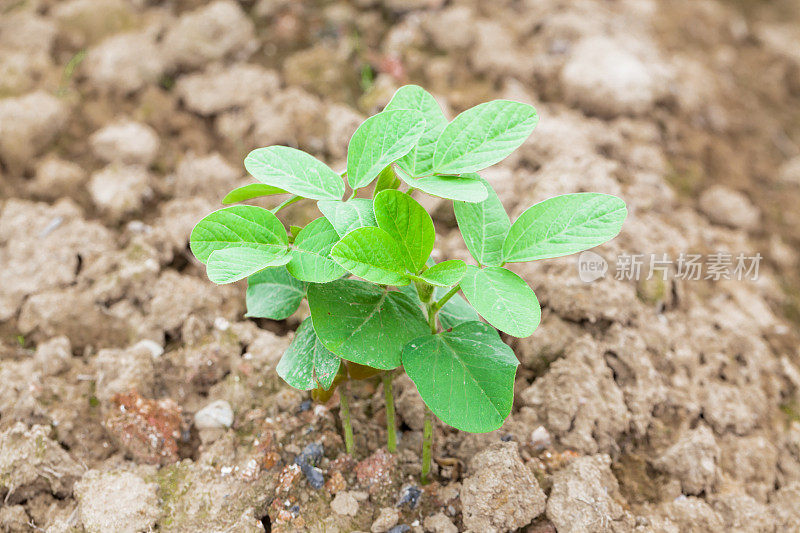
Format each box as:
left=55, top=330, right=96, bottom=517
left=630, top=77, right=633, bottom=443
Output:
left=271, top=195, right=301, bottom=214
left=420, top=301, right=441, bottom=483
left=432, top=284, right=460, bottom=312
left=421, top=406, right=433, bottom=485
left=339, top=385, right=355, bottom=455
left=427, top=303, right=438, bottom=334
left=382, top=372, right=397, bottom=453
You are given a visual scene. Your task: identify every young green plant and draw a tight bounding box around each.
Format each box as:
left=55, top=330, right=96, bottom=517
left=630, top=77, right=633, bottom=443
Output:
left=189, top=85, right=627, bottom=481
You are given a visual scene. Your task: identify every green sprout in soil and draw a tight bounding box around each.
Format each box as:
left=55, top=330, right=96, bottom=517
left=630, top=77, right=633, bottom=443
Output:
left=189, top=85, right=627, bottom=483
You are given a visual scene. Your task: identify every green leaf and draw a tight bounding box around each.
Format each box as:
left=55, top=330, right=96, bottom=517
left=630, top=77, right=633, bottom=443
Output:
left=395, top=167, right=488, bottom=203
left=286, top=217, right=346, bottom=283
left=460, top=265, right=540, bottom=338
left=246, top=267, right=306, bottom=320
left=385, top=85, right=447, bottom=176
left=308, top=279, right=429, bottom=369
left=277, top=317, right=341, bottom=390
left=222, top=183, right=288, bottom=204
left=402, top=321, right=518, bottom=432
left=432, top=100, right=538, bottom=174
left=373, top=190, right=434, bottom=272
left=417, top=260, right=466, bottom=287
left=437, top=288, right=480, bottom=330
left=244, top=146, right=344, bottom=201
left=454, top=178, right=510, bottom=266
left=206, top=246, right=291, bottom=284
left=347, top=109, right=426, bottom=190
left=503, top=193, right=627, bottom=262
left=189, top=205, right=288, bottom=264
left=374, top=165, right=401, bottom=196
left=317, top=199, right=377, bottom=237
left=330, top=227, right=411, bottom=286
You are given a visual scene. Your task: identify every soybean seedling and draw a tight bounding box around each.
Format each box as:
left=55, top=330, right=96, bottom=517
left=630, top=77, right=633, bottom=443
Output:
left=189, top=85, right=627, bottom=483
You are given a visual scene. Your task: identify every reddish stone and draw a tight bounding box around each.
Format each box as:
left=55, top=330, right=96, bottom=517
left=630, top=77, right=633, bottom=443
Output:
left=355, top=448, right=396, bottom=492
left=104, top=390, right=182, bottom=465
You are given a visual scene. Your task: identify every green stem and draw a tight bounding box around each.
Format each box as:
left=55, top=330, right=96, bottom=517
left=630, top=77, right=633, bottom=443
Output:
left=382, top=372, right=397, bottom=453
left=339, top=386, right=355, bottom=455
left=432, top=284, right=460, bottom=312
left=427, top=303, right=438, bottom=334
left=421, top=406, right=433, bottom=484
left=271, top=195, right=301, bottom=214
left=420, top=301, right=440, bottom=483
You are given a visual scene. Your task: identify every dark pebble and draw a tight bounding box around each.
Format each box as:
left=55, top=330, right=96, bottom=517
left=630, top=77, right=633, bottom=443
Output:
left=387, top=526, right=410, bottom=533
left=397, top=485, right=422, bottom=509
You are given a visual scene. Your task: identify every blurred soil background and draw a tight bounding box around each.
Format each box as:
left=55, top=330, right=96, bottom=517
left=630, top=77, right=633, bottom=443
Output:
left=1, top=0, right=800, bottom=531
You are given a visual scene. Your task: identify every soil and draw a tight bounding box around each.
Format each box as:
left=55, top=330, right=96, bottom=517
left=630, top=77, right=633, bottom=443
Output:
left=2, top=0, right=800, bottom=532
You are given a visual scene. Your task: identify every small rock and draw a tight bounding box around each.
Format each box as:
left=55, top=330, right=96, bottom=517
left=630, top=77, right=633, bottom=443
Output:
left=176, top=63, right=280, bottom=116
left=194, top=400, right=234, bottom=430
left=371, top=507, right=400, bottom=533
left=356, top=448, right=397, bottom=495
left=461, top=442, right=546, bottom=533
left=779, top=155, right=800, bottom=185
left=104, top=390, right=182, bottom=465
left=698, top=185, right=760, bottom=230
left=561, top=36, right=668, bottom=117
left=547, top=454, right=635, bottom=533
left=88, top=164, right=152, bottom=221
left=29, top=155, right=87, bottom=201
left=295, top=442, right=325, bottom=489
left=162, top=0, right=256, bottom=70
left=331, top=491, right=359, bottom=516
left=75, top=470, right=159, bottom=533
left=0, top=505, right=29, bottom=533
left=0, top=91, right=69, bottom=173
left=171, top=151, right=242, bottom=200
left=386, top=526, right=410, bottom=533
left=95, top=343, right=156, bottom=402
left=0, top=423, right=82, bottom=504
left=530, top=426, right=551, bottom=451
left=90, top=121, right=160, bottom=166
left=52, top=0, right=135, bottom=47
left=396, top=485, right=422, bottom=509
left=423, top=512, right=457, bottom=533
left=34, top=335, right=72, bottom=376
left=82, top=30, right=164, bottom=93
left=654, top=425, right=719, bottom=495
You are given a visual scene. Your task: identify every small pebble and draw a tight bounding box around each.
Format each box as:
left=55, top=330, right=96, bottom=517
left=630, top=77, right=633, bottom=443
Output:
left=193, top=400, right=234, bottom=429
left=396, top=485, right=422, bottom=509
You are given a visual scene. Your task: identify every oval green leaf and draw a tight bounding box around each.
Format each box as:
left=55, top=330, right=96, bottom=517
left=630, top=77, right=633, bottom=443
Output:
left=395, top=167, right=488, bottom=203
left=308, top=279, right=429, bottom=369
left=222, top=183, right=288, bottom=204
left=385, top=85, right=447, bottom=176
left=317, top=198, right=378, bottom=237
left=244, top=146, right=344, bottom=201
left=432, top=100, right=538, bottom=175
left=246, top=267, right=306, bottom=320
left=286, top=217, right=346, bottom=283
left=417, top=260, right=466, bottom=287
left=330, top=226, right=411, bottom=286
left=460, top=265, right=540, bottom=338
left=277, top=317, right=341, bottom=390
left=502, top=193, right=627, bottom=262
left=373, top=190, right=434, bottom=272
left=206, top=246, right=291, bottom=284
left=454, top=177, right=510, bottom=267
left=402, top=321, right=519, bottom=432
left=347, top=109, right=426, bottom=190
left=189, top=205, right=288, bottom=264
